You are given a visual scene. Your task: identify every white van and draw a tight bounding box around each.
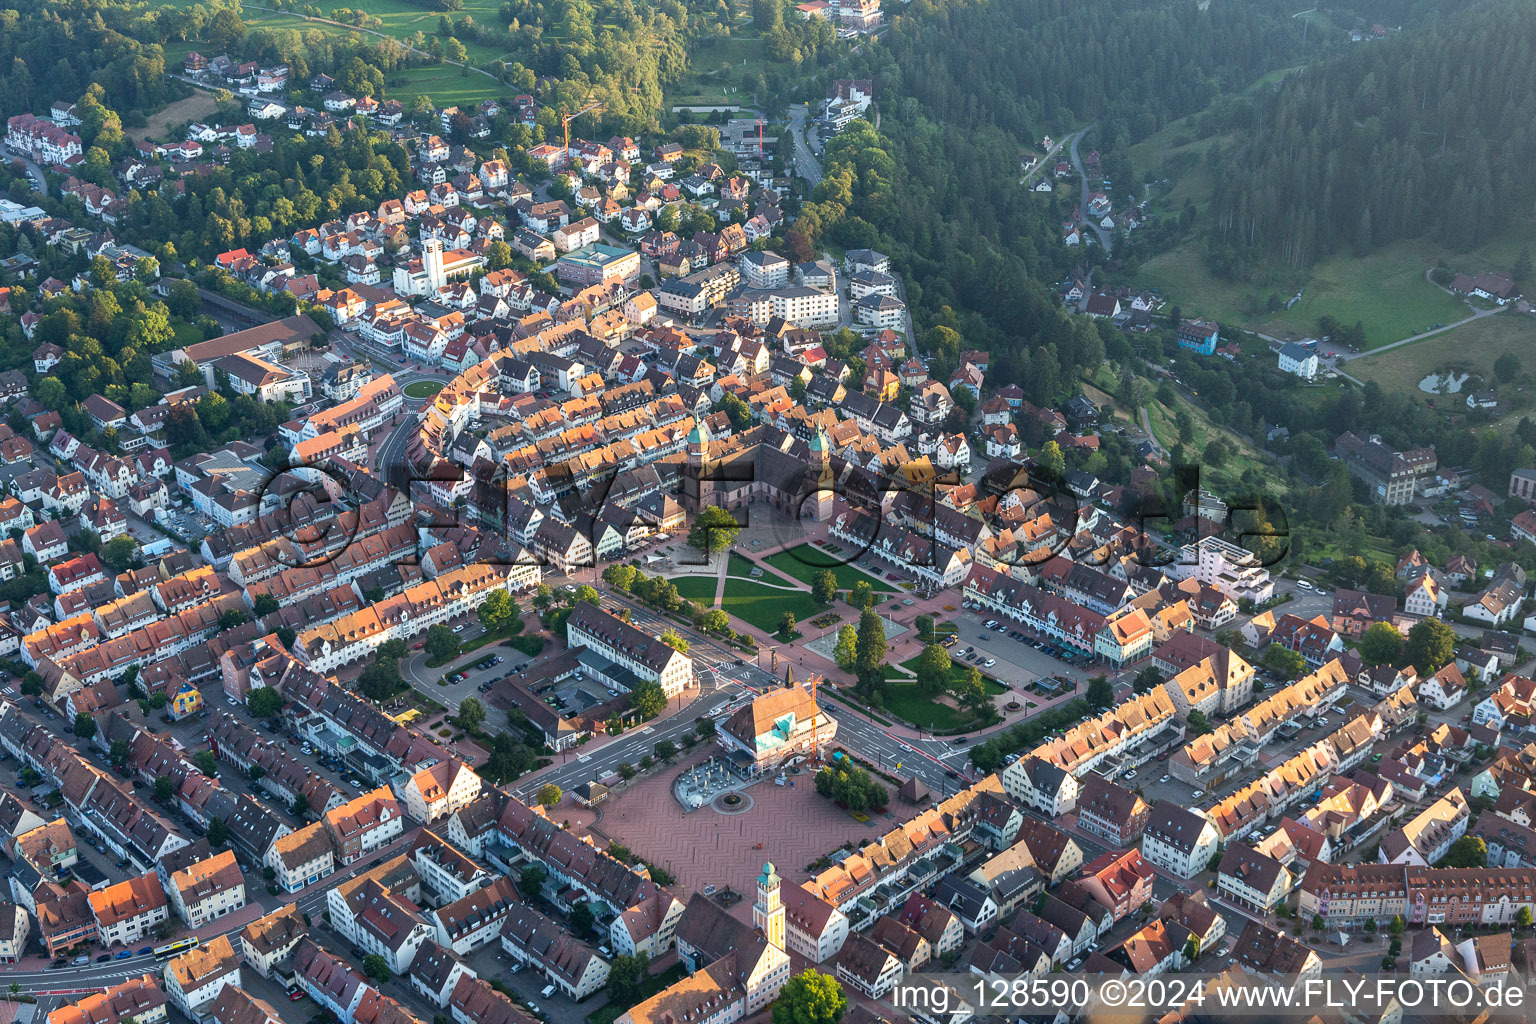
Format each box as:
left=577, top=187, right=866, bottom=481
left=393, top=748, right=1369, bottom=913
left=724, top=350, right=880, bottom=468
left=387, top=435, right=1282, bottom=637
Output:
left=540, top=984, right=557, bottom=1000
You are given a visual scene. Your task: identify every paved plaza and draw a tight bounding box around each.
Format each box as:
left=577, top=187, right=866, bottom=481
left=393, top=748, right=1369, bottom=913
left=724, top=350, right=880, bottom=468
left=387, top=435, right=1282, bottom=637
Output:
left=593, top=748, right=888, bottom=905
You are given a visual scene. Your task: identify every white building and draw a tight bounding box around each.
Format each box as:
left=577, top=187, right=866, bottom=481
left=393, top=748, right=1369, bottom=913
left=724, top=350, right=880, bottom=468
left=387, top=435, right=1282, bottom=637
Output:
left=1277, top=342, right=1319, bottom=378
left=780, top=882, right=849, bottom=963
left=1174, top=535, right=1275, bottom=604
left=565, top=602, right=693, bottom=698
left=394, top=759, right=483, bottom=824
left=164, top=936, right=243, bottom=1017
left=1141, top=804, right=1222, bottom=879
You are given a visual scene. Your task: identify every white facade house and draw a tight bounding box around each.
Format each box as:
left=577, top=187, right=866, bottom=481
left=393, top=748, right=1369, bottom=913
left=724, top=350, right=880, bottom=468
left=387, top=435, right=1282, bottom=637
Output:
left=1141, top=805, right=1222, bottom=879
left=1277, top=342, right=1319, bottom=379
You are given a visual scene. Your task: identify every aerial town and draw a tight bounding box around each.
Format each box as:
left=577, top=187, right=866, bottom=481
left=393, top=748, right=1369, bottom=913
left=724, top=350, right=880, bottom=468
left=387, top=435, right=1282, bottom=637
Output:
left=1, top=2, right=1536, bottom=1024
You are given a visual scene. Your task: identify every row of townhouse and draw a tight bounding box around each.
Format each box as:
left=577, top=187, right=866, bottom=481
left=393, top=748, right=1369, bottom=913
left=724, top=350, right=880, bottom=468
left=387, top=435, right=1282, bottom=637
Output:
left=1299, top=863, right=1536, bottom=929
left=293, top=561, right=539, bottom=673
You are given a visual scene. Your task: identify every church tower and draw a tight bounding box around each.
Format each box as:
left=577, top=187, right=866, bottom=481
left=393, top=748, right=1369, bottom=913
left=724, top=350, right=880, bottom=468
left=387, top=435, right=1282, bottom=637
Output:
left=423, top=237, right=446, bottom=291
left=807, top=425, right=834, bottom=522
left=753, top=861, right=785, bottom=951
left=686, top=416, right=710, bottom=467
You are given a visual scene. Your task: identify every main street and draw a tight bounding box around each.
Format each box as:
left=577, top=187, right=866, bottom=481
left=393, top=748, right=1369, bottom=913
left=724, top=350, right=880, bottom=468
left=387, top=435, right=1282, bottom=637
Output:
left=1069, top=128, right=1111, bottom=252
left=787, top=104, right=824, bottom=188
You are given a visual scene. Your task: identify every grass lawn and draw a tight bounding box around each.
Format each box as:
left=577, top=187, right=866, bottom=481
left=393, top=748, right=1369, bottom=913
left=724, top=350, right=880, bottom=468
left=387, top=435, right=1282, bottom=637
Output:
left=669, top=574, right=718, bottom=604
left=171, top=322, right=202, bottom=348
left=880, top=681, right=976, bottom=732
left=897, top=656, right=1007, bottom=696
left=668, top=22, right=769, bottom=105
left=873, top=657, right=1008, bottom=733
left=1135, top=239, right=1468, bottom=349
left=402, top=379, right=443, bottom=399
left=718, top=577, right=821, bottom=633
left=388, top=65, right=507, bottom=108
left=726, top=552, right=760, bottom=579
left=763, top=544, right=899, bottom=593
left=672, top=569, right=822, bottom=633
left=1348, top=314, right=1536, bottom=406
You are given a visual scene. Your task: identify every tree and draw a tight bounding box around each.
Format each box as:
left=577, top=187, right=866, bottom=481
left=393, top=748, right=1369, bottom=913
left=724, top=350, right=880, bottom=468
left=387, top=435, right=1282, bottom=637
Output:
left=771, top=970, right=848, bottom=1024
left=1133, top=667, right=1164, bottom=693
left=252, top=593, right=280, bottom=617
left=520, top=863, right=548, bottom=896
left=1261, top=645, right=1307, bottom=680
left=291, top=793, right=309, bottom=817
left=850, top=580, right=873, bottom=610
left=486, top=240, right=514, bottom=270
left=606, top=953, right=652, bottom=1005
left=1438, top=835, right=1487, bottom=868
left=478, top=589, right=520, bottom=634
left=1405, top=618, right=1457, bottom=674
left=779, top=611, right=798, bottom=638
left=914, top=614, right=936, bottom=643
left=812, top=570, right=838, bottom=606
left=854, top=608, right=887, bottom=696
left=1187, top=709, right=1213, bottom=735
left=603, top=564, right=638, bottom=592
left=573, top=585, right=601, bottom=606
left=207, top=817, right=229, bottom=847
left=1359, top=622, right=1404, bottom=667
left=1389, top=915, right=1405, bottom=937
left=457, top=697, right=487, bottom=732
left=1085, top=675, right=1113, bottom=709
left=814, top=763, right=887, bottom=811
left=1311, top=914, right=1325, bottom=933
left=688, top=506, right=743, bottom=556
left=914, top=644, right=952, bottom=695
left=655, top=739, right=677, bottom=761
left=424, top=624, right=461, bottom=662
left=154, top=775, right=174, bottom=803
left=1517, top=907, right=1532, bottom=930
left=102, top=535, right=138, bottom=570
left=659, top=629, right=690, bottom=653
left=73, top=713, right=96, bottom=739
left=570, top=901, right=595, bottom=936
left=1495, top=352, right=1523, bottom=384
left=536, top=783, right=562, bottom=807
left=193, top=750, right=220, bottom=776
left=247, top=687, right=283, bottom=718
left=218, top=609, right=249, bottom=632
left=630, top=679, right=667, bottom=719
left=1040, top=439, right=1066, bottom=480
left=833, top=625, right=858, bottom=672
left=362, top=954, right=392, bottom=983
left=696, top=609, right=730, bottom=633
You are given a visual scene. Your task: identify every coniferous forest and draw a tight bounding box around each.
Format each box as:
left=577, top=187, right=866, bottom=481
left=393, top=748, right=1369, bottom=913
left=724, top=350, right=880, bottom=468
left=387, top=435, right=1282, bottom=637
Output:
left=1205, top=0, right=1536, bottom=278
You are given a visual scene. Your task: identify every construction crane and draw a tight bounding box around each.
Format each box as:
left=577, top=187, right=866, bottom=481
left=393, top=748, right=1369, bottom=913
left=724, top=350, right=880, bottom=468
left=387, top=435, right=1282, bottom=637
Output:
left=807, top=672, right=826, bottom=764
left=562, top=100, right=604, bottom=163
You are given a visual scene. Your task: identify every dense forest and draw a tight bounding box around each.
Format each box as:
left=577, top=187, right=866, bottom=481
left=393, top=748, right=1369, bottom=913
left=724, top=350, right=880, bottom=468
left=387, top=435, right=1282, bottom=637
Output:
left=1204, top=0, right=1536, bottom=277
left=0, top=0, right=181, bottom=124
left=789, top=0, right=1310, bottom=400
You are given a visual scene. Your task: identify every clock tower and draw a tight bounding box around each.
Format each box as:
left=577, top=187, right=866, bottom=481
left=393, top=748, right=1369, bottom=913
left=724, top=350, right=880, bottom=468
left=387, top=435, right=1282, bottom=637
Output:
left=752, top=861, right=785, bottom=951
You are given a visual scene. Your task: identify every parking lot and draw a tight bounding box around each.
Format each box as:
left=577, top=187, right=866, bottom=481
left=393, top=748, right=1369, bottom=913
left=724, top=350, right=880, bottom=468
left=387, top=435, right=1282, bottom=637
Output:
left=948, top=610, right=1093, bottom=687
left=531, top=672, right=620, bottom=716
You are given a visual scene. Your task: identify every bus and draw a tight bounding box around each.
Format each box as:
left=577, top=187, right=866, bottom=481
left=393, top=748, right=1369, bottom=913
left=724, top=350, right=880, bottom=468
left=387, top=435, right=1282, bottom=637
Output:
left=153, top=937, right=200, bottom=959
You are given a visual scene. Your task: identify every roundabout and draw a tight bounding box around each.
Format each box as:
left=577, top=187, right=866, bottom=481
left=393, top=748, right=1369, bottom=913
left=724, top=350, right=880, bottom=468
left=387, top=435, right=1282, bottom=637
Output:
left=402, top=379, right=445, bottom=400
